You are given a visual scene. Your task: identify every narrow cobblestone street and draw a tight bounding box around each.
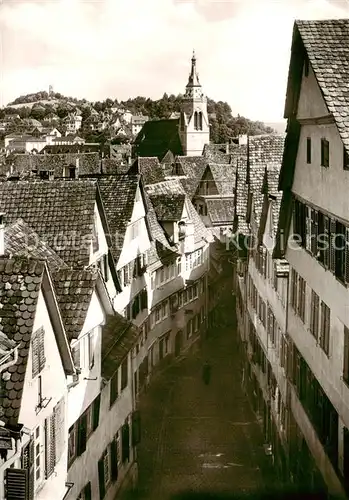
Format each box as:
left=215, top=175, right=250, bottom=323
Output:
left=126, top=303, right=284, bottom=500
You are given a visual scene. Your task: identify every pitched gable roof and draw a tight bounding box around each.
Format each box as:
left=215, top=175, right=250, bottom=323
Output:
left=97, top=175, right=140, bottom=263
left=5, top=219, right=67, bottom=272
left=234, top=155, right=249, bottom=234
left=134, top=119, right=183, bottom=160
left=209, top=163, right=236, bottom=196
left=176, top=156, right=208, bottom=198
left=0, top=258, right=44, bottom=424
left=129, top=157, right=165, bottom=185
left=149, top=194, right=185, bottom=221
left=101, top=314, right=139, bottom=379
left=145, top=179, right=213, bottom=245
left=285, top=19, right=349, bottom=153
left=202, top=144, right=231, bottom=164
left=0, top=180, right=97, bottom=268
left=52, top=269, right=98, bottom=341
left=206, top=198, right=235, bottom=224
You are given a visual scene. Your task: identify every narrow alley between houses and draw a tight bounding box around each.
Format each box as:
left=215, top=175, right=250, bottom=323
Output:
left=123, top=303, right=285, bottom=500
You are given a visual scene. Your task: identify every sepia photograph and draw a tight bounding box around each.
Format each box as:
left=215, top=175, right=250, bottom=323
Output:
left=1, top=0, right=349, bottom=499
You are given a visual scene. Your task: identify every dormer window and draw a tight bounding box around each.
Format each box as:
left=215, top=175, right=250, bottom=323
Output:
left=178, top=221, right=186, bottom=241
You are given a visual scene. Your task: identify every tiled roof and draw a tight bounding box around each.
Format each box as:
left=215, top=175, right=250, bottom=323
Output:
left=145, top=179, right=213, bottom=245
left=134, top=119, right=183, bottom=160
left=5, top=219, right=67, bottom=272
left=290, top=20, right=349, bottom=152
left=149, top=194, right=185, bottom=221
left=97, top=175, right=139, bottom=263
left=101, top=314, right=139, bottom=379
left=176, top=156, right=208, bottom=198
left=209, top=163, right=236, bottom=196
left=0, top=332, right=16, bottom=353
left=202, top=144, right=231, bottom=164
left=248, top=135, right=285, bottom=228
left=130, top=157, right=165, bottom=185
left=206, top=198, right=235, bottom=224
left=52, top=269, right=98, bottom=340
left=0, top=180, right=97, bottom=268
left=234, top=154, right=249, bottom=235
left=0, top=258, right=44, bottom=424
left=143, top=190, right=176, bottom=265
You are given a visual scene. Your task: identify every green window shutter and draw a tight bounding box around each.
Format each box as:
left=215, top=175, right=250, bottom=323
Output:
left=92, top=394, right=101, bottom=431
left=84, top=482, right=92, bottom=500
left=98, top=456, right=106, bottom=500
left=110, top=439, right=118, bottom=482
left=77, top=413, right=87, bottom=456
left=132, top=410, right=141, bottom=446
left=4, top=468, right=27, bottom=500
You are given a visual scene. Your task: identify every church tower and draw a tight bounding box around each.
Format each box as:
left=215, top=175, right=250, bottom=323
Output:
left=179, top=51, right=210, bottom=156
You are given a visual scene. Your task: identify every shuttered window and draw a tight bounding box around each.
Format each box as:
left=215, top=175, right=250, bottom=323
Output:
left=290, top=269, right=298, bottom=311
left=330, top=219, right=336, bottom=274
left=132, top=411, right=141, bottom=446
left=321, top=138, right=329, bottom=167
left=21, top=438, right=34, bottom=500
left=121, top=358, right=128, bottom=391
left=77, top=413, right=87, bottom=456
left=297, top=276, right=306, bottom=323
left=110, top=370, right=118, bottom=406
left=121, top=422, right=130, bottom=463
left=343, top=326, right=349, bottom=385
left=305, top=207, right=312, bottom=252
left=310, top=209, right=318, bottom=256
left=309, top=290, right=320, bottom=340
left=98, top=441, right=118, bottom=500
left=346, top=228, right=349, bottom=285
left=68, top=424, right=77, bottom=467
left=32, top=327, right=46, bottom=378
left=335, top=221, right=346, bottom=282
left=306, top=137, right=311, bottom=164
left=54, top=398, right=65, bottom=462
left=320, top=301, right=330, bottom=356
left=77, top=482, right=92, bottom=500
left=5, top=468, right=27, bottom=500
left=72, top=343, right=81, bottom=369
left=323, top=216, right=330, bottom=268
left=45, top=413, right=56, bottom=478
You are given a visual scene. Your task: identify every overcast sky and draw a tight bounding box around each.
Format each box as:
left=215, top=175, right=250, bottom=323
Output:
left=1, top=0, right=349, bottom=122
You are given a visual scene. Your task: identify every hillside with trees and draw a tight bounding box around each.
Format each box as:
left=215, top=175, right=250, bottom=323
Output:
left=1, top=91, right=275, bottom=143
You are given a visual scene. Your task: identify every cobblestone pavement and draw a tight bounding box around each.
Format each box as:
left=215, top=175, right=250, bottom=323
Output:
left=125, top=312, right=283, bottom=500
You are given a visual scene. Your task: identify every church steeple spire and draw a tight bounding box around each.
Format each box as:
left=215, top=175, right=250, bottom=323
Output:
left=187, top=49, right=201, bottom=88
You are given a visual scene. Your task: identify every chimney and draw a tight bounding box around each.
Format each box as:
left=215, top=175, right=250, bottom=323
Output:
left=0, top=213, right=5, bottom=256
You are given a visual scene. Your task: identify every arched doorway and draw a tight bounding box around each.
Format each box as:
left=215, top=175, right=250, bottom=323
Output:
left=175, top=330, right=183, bottom=357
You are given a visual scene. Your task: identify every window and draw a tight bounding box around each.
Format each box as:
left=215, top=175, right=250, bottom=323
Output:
left=69, top=396, right=100, bottom=466
left=343, top=145, right=349, bottom=170
left=343, top=326, right=349, bottom=385
left=321, top=138, right=329, bottom=168
left=121, top=421, right=130, bottom=463
left=309, top=290, right=320, bottom=340
left=44, top=413, right=56, bottom=478
left=320, top=301, right=330, bottom=355
left=110, top=370, right=118, bottom=406
left=121, top=358, right=128, bottom=390
left=290, top=269, right=298, bottom=311
left=32, top=327, right=46, bottom=378
left=155, top=306, right=161, bottom=324
left=88, top=330, right=94, bottom=369
left=306, top=137, right=311, bottom=164
left=162, top=300, right=169, bottom=319
left=98, top=439, right=118, bottom=499
left=335, top=221, right=346, bottom=283
left=77, top=483, right=92, bottom=500
left=297, top=276, right=306, bottom=323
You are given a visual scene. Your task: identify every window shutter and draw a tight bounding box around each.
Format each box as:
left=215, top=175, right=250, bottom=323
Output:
left=330, top=219, right=336, bottom=273
left=324, top=216, right=330, bottom=268
left=84, top=482, right=92, bottom=500
left=344, top=327, right=349, bottom=383
left=5, top=468, right=27, bottom=500
left=132, top=410, right=141, bottom=446
left=98, top=457, right=106, bottom=500
left=77, top=413, right=87, bottom=456
left=121, top=423, right=130, bottom=463
left=38, top=327, right=46, bottom=372
left=345, top=228, right=349, bottom=284
left=54, top=397, right=65, bottom=461
left=32, top=330, right=41, bottom=378
left=72, top=343, right=80, bottom=369
left=311, top=209, right=318, bottom=256
left=45, top=413, right=56, bottom=478
left=110, top=439, right=118, bottom=482
left=92, top=394, right=101, bottom=431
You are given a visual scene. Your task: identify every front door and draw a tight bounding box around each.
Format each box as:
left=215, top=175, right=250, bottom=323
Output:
left=175, top=330, right=182, bottom=357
